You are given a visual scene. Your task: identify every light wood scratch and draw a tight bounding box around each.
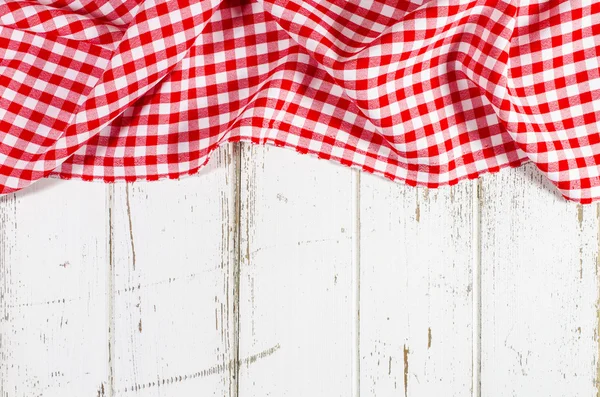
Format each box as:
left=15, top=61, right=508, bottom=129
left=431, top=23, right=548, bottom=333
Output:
left=118, top=344, right=280, bottom=393
left=403, top=344, right=409, bottom=397
left=241, top=343, right=281, bottom=367
left=125, top=184, right=136, bottom=270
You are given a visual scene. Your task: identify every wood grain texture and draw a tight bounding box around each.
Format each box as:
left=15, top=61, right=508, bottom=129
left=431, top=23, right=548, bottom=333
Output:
left=479, top=163, right=600, bottom=397
left=237, top=144, right=357, bottom=397
left=359, top=175, right=474, bottom=396
left=109, top=145, right=238, bottom=397
left=0, top=179, right=109, bottom=397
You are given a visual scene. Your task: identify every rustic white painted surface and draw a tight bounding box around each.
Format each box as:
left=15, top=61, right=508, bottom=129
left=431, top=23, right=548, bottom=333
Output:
left=479, top=164, right=600, bottom=397
left=359, top=176, right=474, bottom=396
left=0, top=179, right=109, bottom=397
left=1, top=144, right=600, bottom=397
left=238, top=144, right=357, bottom=397
left=110, top=145, right=238, bottom=397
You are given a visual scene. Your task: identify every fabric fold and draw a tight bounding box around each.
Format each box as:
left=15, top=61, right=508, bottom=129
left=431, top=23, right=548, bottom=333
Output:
left=1, top=0, right=600, bottom=202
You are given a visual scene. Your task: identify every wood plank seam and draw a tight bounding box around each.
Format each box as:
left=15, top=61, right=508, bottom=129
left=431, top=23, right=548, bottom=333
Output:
left=597, top=202, right=600, bottom=397
left=472, top=179, right=482, bottom=397
left=108, top=184, right=116, bottom=397
left=352, top=169, right=361, bottom=397
left=233, top=142, right=242, bottom=397
left=0, top=194, right=15, bottom=397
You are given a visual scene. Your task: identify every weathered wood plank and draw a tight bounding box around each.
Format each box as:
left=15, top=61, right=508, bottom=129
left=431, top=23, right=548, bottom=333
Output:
left=480, top=163, right=599, bottom=397
left=359, top=175, right=474, bottom=396
left=0, top=179, right=110, bottom=397
left=109, top=145, right=238, bottom=397
left=238, top=144, right=357, bottom=396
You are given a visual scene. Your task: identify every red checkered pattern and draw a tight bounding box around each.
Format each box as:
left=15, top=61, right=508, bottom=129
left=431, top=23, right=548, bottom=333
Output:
left=1, top=0, right=600, bottom=202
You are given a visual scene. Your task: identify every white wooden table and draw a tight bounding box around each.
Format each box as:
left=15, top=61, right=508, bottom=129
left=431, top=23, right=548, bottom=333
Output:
left=1, top=143, right=598, bottom=397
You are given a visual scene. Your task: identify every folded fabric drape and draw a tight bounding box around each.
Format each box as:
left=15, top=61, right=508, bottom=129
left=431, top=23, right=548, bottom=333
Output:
left=1, top=0, right=599, bottom=202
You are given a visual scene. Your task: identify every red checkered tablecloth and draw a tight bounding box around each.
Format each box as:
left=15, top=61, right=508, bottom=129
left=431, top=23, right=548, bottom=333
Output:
left=1, top=0, right=600, bottom=202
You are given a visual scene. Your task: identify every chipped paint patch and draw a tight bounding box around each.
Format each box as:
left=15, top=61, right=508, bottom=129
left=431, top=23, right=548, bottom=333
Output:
left=428, top=328, right=432, bottom=349
left=276, top=193, right=288, bottom=203
left=415, top=201, right=420, bottom=222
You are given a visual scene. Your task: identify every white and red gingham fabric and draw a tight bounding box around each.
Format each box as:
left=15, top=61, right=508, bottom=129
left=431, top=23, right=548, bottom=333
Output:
left=1, top=0, right=600, bottom=202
